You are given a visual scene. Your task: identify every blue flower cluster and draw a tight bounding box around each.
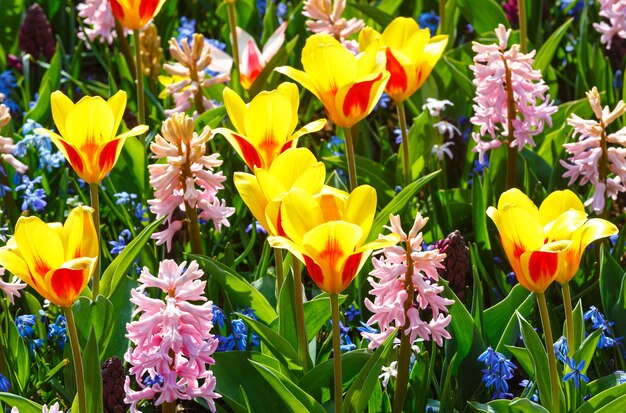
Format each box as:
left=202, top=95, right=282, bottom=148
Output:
left=584, top=306, right=622, bottom=349
left=15, top=312, right=68, bottom=355
left=417, top=12, right=440, bottom=36
left=48, top=314, right=67, bottom=350
left=0, top=372, right=10, bottom=392
left=0, top=70, right=19, bottom=113
left=176, top=17, right=196, bottom=44
left=478, top=346, right=516, bottom=399
left=15, top=119, right=65, bottom=172
left=563, top=358, right=589, bottom=390
left=15, top=175, right=47, bottom=212
left=215, top=307, right=260, bottom=351
left=114, top=191, right=150, bottom=222
left=109, top=229, right=132, bottom=255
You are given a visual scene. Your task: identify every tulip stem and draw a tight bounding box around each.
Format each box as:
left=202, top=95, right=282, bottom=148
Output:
left=115, top=20, right=135, bottom=78
left=184, top=201, right=203, bottom=255
left=397, top=101, right=411, bottom=187
left=293, top=259, right=308, bottom=372
left=518, top=0, right=527, bottom=53
left=64, top=306, right=86, bottom=413
left=89, top=183, right=101, bottom=299
left=438, top=0, right=446, bottom=36
left=133, top=29, right=146, bottom=126
left=561, top=282, right=575, bottom=355
left=274, top=247, right=284, bottom=296
left=226, top=1, right=240, bottom=71
left=343, top=126, right=358, bottom=191
left=330, top=293, right=343, bottom=413
left=537, top=292, right=561, bottom=413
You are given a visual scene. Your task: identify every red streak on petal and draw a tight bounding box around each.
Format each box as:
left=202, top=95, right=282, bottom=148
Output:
left=98, top=139, right=121, bottom=172
left=385, top=48, right=407, bottom=95
left=50, top=267, right=86, bottom=306
left=58, top=140, right=84, bottom=174
left=342, top=73, right=382, bottom=118
left=139, top=0, right=159, bottom=21
left=258, top=135, right=279, bottom=165
left=513, top=243, right=525, bottom=260
left=276, top=204, right=286, bottom=237
left=304, top=255, right=326, bottom=291
left=342, top=252, right=363, bottom=289
left=244, top=40, right=263, bottom=85
left=279, top=140, right=294, bottom=154
left=110, top=0, right=124, bottom=20
left=528, top=251, right=558, bottom=284
left=231, top=133, right=262, bottom=169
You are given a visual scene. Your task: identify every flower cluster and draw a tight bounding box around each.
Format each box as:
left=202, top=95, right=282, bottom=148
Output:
left=148, top=113, right=234, bottom=251
left=584, top=306, right=622, bottom=349
left=478, top=346, right=516, bottom=399
left=361, top=214, right=453, bottom=349
left=160, top=34, right=231, bottom=115
left=470, top=24, right=557, bottom=163
left=77, top=0, right=127, bottom=48
left=0, top=104, right=28, bottom=174
left=15, top=119, right=64, bottom=172
left=560, top=87, right=626, bottom=213
left=0, top=267, right=26, bottom=305
left=124, top=260, right=220, bottom=412
left=302, top=0, right=365, bottom=52
left=593, top=0, right=626, bottom=49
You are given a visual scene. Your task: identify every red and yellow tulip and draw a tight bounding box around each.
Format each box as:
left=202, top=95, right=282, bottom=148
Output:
left=110, top=0, right=166, bottom=30
left=487, top=189, right=617, bottom=292
left=276, top=33, right=390, bottom=128
left=216, top=83, right=326, bottom=170
left=0, top=206, right=98, bottom=307
left=359, top=17, right=448, bottom=102
left=269, top=185, right=397, bottom=294
left=36, top=90, right=148, bottom=184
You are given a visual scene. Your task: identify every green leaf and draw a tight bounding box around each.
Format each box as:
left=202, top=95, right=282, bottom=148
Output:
left=5, top=315, right=31, bottom=393
left=572, top=328, right=602, bottom=375
left=195, top=105, right=227, bottom=130
left=587, top=372, right=626, bottom=395
left=346, top=3, right=393, bottom=27
left=238, top=314, right=303, bottom=374
left=102, top=275, right=138, bottom=360
left=342, top=334, right=395, bottom=413
left=26, top=44, right=63, bottom=123
left=0, top=0, right=23, bottom=53
left=71, top=295, right=114, bottom=358
left=482, top=285, right=533, bottom=351
left=505, top=346, right=534, bottom=377
left=574, top=383, right=626, bottom=413
left=250, top=361, right=326, bottom=413
left=534, top=18, right=574, bottom=75
left=109, top=136, right=145, bottom=195
left=323, top=155, right=394, bottom=204
left=518, top=313, right=553, bottom=411
left=0, top=393, right=42, bottom=413
left=192, top=255, right=277, bottom=324
left=303, top=293, right=346, bottom=340
left=84, top=328, right=103, bottom=413
left=101, top=217, right=163, bottom=298
left=278, top=271, right=298, bottom=354
left=599, top=247, right=625, bottom=317
left=451, top=0, right=508, bottom=35
left=469, top=398, right=550, bottom=412
left=367, top=170, right=440, bottom=242
left=572, top=299, right=585, bottom=352
left=611, top=260, right=626, bottom=340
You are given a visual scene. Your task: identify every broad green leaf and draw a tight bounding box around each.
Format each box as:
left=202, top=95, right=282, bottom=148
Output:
left=505, top=346, right=534, bottom=378
left=518, top=313, right=553, bottom=411
left=5, top=315, right=30, bottom=393
left=599, top=247, right=625, bottom=321
left=0, top=0, right=23, bottom=52
left=572, top=328, right=602, bottom=375
left=451, top=0, right=508, bottom=34
left=109, top=136, right=145, bottom=195
left=574, top=383, right=626, bottom=413
left=534, top=19, right=574, bottom=75
left=278, top=272, right=298, bottom=354
left=101, top=217, right=164, bottom=298
left=26, top=44, right=62, bottom=123
left=483, top=284, right=532, bottom=350
left=102, top=275, right=138, bottom=360
left=572, top=299, right=585, bottom=352
left=323, top=155, right=394, bottom=204
left=611, top=261, right=626, bottom=339
left=469, top=398, right=549, bottom=412
left=71, top=295, right=114, bottom=357
left=587, top=372, right=626, bottom=395
left=346, top=3, right=393, bottom=27
left=303, top=293, right=346, bottom=340
left=84, top=328, right=103, bottom=413
left=0, top=393, right=42, bottom=413
left=192, top=255, right=277, bottom=324
left=195, top=105, right=227, bottom=130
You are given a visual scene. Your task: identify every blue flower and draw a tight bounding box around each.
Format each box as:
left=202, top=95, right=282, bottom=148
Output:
left=212, top=305, right=226, bottom=329
left=615, top=70, right=624, bottom=90
left=15, top=120, right=64, bottom=171
left=232, top=319, right=250, bottom=350
left=143, top=373, right=164, bottom=387
left=563, top=358, right=589, bottom=389
left=393, top=128, right=405, bottom=145
left=472, top=155, right=489, bottom=176
left=357, top=321, right=378, bottom=338
left=344, top=304, right=360, bottom=323
left=326, top=135, right=344, bottom=156
left=206, top=38, right=227, bottom=52
left=114, top=192, right=137, bottom=205
left=48, top=315, right=67, bottom=350
left=239, top=307, right=258, bottom=320
left=176, top=17, right=196, bottom=44
left=0, top=70, right=19, bottom=113
left=478, top=346, right=516, bottom=399
left=0, top=372, right=10, bottom=392
left=373, top=92, right=390, bottom=111
left=276, top=2, right=288, bottom=21
left=340, top=335, right=356, bottom=352
left=134, top=203, right=150, bottom=222
left=417, top=11, right=440, bottom=36
left=519, top=379, right=539, bottom=403
left=505, top=272, right=517, bottom=286
left=15, top=175, right=47, bottom=212
left=554, top=336, right=569, bottom=363
left=109, top=229, right=132, bottom=255
left=15, top=314, right=37, bottom=338
left=584, top=306, right=622, bottom=349
left=245, top=221, right=267, bottom=235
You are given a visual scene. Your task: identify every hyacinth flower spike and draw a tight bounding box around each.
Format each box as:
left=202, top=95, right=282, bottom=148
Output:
left=276, top=33, right=389, bottom=190
left=0, top=206, right=98, bottom=413
left=216, top=82, right=326, bottom=171
left=237, top=22, right=287, bottom=90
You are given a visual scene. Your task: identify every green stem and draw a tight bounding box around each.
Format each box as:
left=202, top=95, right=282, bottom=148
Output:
left=162, top=401, right=176, bottom=413
left=89, top=183, right=100, bottom=299
left=184, top=201, right=203, bottom=254
left=115, top=19, right=135, bottom=78
left=64, top=307, right=86, bottom=413
left=344, top=126, right=358, bottom=191
left=502, top=56, right=517, bottom=190
left=397, top=101, right=411, bottom=187
left=518, top=0, right=527, bottom=53
left=561, top=282, right=575, bottom=356
left=226, top=1, right=240, bottom=71
left=274, top=247, right=284, bottom=296
left=330, top=293, right=343, bottom=413
left=537, top=292, right=561, bottom=413
left=133, top=29, right=146, bottom=126
left=293, top=259, right=308, bottom=372
left=438, top=0, right=446, bottom=36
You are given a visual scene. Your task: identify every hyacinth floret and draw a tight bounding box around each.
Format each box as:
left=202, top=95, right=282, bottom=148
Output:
left=560, top=87, right=626, bottom=213
left=148, top=113, right=234, bottom=251
left=0, top=104, right=28, bottom=174
left=361, top=214, right=453, bottom=350
left=470, top=24, right=557, bottom=163
left=77, top=0, right=129, bottom=48
left=0, top=267, right=26, bottom=305
left=593, top=0, right=626, bottom=49
left=302, top=0, right=365, bottom=52
left=124, top=260, right=220, bottom=412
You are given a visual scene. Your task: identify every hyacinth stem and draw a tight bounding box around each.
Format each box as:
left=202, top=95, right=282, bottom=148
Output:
left=133, top=29, right=146, bottom=126
left=599, top=125, right=609, bottom=219
left=293, top=259, right=308, bottom=372
left=115, top=20, right=135, bottom=77
left=537, top=292, right=561, bottom=413
left=226, top=1, right=240, bottom=71
left=344, top=126, right=358, bottom=191
left=392, top=240, right=416, bottom=413
left=274, top=247, right=284, bottom=295
left=184, top=201, right=203, bottom=254
left=397, top=101, right=411, bottom=187
left=89, top=183, right=101, bottom=299
left=518, top=0, right=527, bottom=53
left=330, top=293, right=343, bottom=413
left=502, top=57, right=517, bottom=190
left=561, top=282, right=575, bottom=356
left=162, top=402, right=176, bottom=413
left=64, top=306, right=86, bottom=413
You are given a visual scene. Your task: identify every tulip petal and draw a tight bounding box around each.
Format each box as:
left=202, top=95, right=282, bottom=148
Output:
left=223, top=87, right=247, bottom=135
left=344, top=185, right=377, bottom=244
left=301, top=34, right=356, bottom=96
left=544, top=209, right=587, bottom=243
left=107, top=90, right=128, bottom=136
left=414, top=36, right=447, bottom=89
left=539, top=189, right=585, bottom=226
left=0, top=247, right=31, bottom=284
left=290, top=119, right=327, bottom=141
left=64, top=206, right=98, bottom=260
left=519, top=249, right=560, bottom=293
left=46, top=257, right=95, bottom=307
left=381, top=17, right=423, bottom=56
left=496, top=188, right=540, bottom=219
left=234, top=172, right=270, bottom=234
left=261, top=21, right=287, bottom=63
left=267, top=147, right=325, bottom=195
left=280, top=188, right=325, bottom=244
left=267, top=235, right=304, bottom=263
left=214, top=128, right=262, bottom=170
left=97, top=138, right=124, bottom=181
left=277, top=82, right=300, bottom=135
left=358, top=27, right=381, bottom=51
left=50, top=91, right=75, bottom=138
left=65, top=96, right=117, bottom=148
left=384, top=48, right=409, bottom=100
left=335, top=71, right=388, bottom=127
left=275, top=66, right=322, bottom=102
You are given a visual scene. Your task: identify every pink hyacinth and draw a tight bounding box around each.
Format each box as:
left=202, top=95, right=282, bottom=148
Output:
left=0, top=104, right=28, bottom=174
left=594, top=0, right=626, bottom=49
left=0, top=267, right=26, bottom=305
left=148, top=113, right=234, bottom=251
left=124, top=260, right=220, bottom=412
left=362, top=214, right=454, bottom=350
left=470, top=24, right=557, bottom=164
left=11, top=403, right=63, bottom=413
left=76, top=0, right=128, bottom=48
left=560, top=87, right=626, bottom=213
left=302, top=0, right=364, bottom=52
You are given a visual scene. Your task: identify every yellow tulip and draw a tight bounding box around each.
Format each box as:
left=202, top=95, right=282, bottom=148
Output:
left=487, top=189, right=617, bottom=292
left=0, top=206, right=98, bottom=307
left=216, top=83, right=326, bottom=170
left=110, top=0, right=166, bottom=30
left=359, top=17, right=448, bottom=102
left=36, top=90, right=148, bottom=184
left=268, top=184, right=397, bottom=294
left=234, top=147, right=326, bottom=236
left=276, top=34, right=390, bottom=128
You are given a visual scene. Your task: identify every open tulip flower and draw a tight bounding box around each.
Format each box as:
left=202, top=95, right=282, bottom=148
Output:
left=0, top=206, right=98, bottom=308
left=487, top=188, right=617, bottom=292
left=216, top=83, right=326, bottom=170
left=110, top=0, right=166, bottom=30
left=268, top=184, right=398, bottom=294
left=237, top=22, right=287, bottom=90
left=234, top=147, right=326, bottom=236
left=359, top=17, right=448, bottom=102
left=36, top=90, right=148, bottom=184
left=276, top=33, right=390, bottom=128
